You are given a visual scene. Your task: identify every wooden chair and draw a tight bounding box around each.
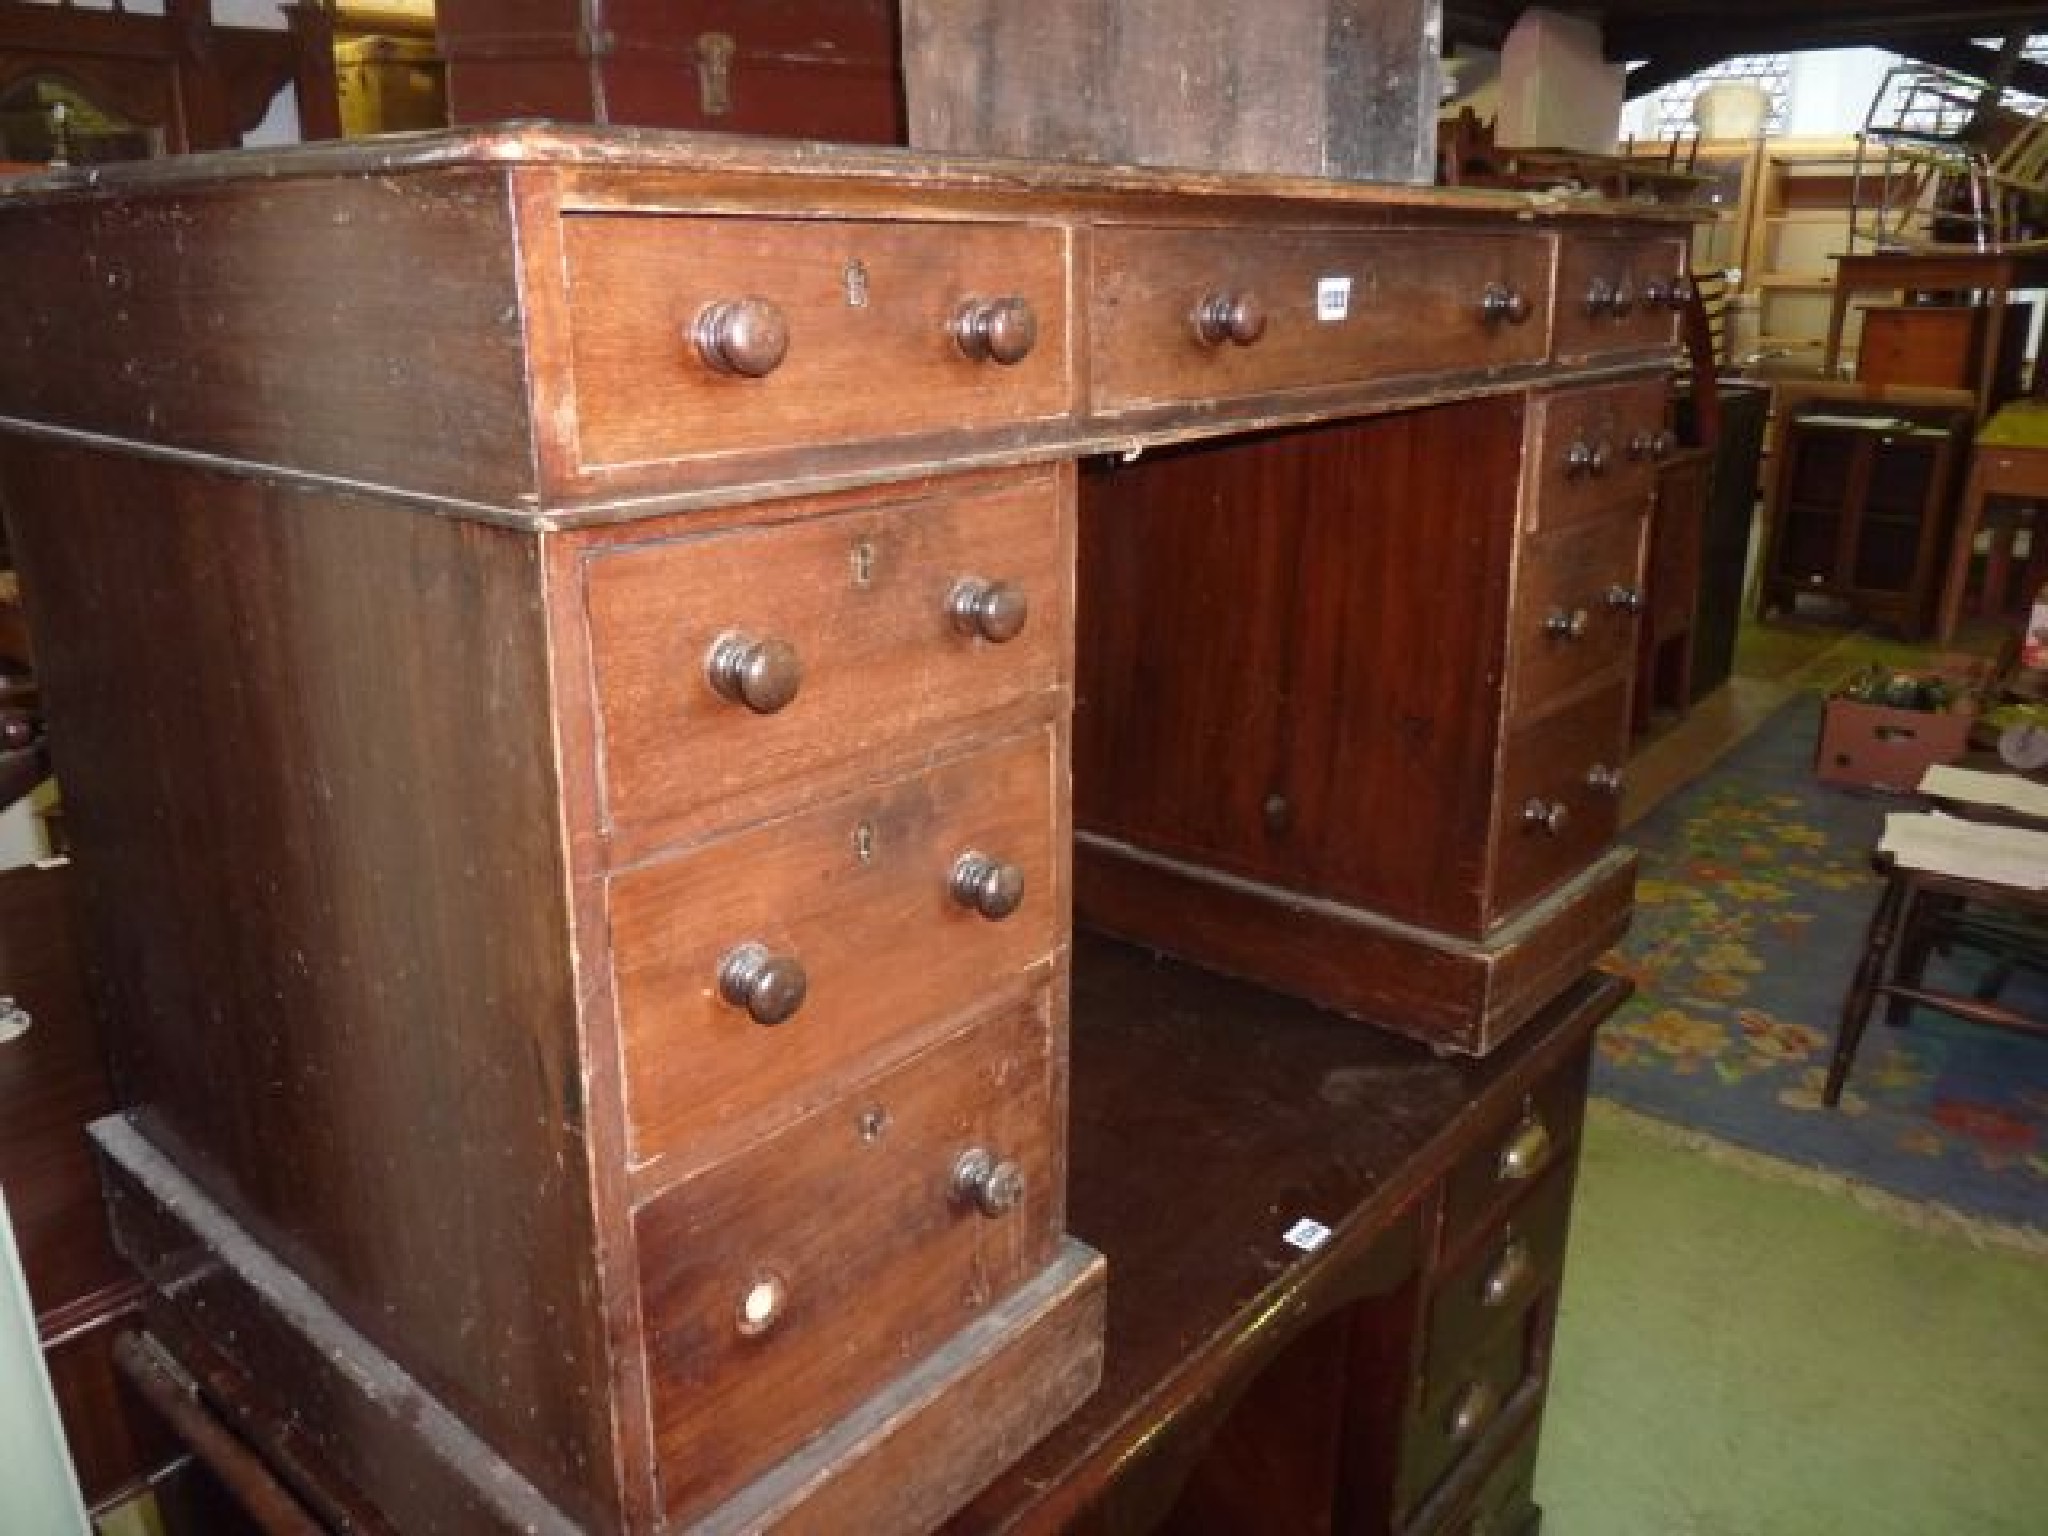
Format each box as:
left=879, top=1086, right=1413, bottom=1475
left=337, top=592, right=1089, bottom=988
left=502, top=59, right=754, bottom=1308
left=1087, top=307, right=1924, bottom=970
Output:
left=1826, top=805, right=2048, bottom=1106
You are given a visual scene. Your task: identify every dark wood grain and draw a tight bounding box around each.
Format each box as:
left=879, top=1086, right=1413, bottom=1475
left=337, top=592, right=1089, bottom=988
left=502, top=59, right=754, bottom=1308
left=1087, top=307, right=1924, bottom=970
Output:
left=1076, top=403, right=1521, bottom=936
left=437, top=0, right=905, bottom=142
left=0, top=172, right=532, bottom=509
left=900, top=0, right=1441, bottom=183
left=944, top=939, right=1622, bottom=1534
left=0, top=441, right=618, bottom=1528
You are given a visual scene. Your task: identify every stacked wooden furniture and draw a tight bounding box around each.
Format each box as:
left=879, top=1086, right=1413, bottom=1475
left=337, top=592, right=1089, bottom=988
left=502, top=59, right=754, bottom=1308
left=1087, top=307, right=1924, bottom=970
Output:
left=0, top=127, right=1686, bottom=1533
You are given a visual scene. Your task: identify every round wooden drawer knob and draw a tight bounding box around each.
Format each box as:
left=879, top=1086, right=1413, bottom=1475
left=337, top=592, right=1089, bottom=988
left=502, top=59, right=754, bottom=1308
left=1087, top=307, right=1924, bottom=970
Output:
left=1545, top=607, right=1590, bottom=641
left=951, top=851, right=1026, bottom=921
left=1565, top=438, right=1612, bottom=478
left=1605, top=583, right=1646, bottom=614
left=718, top=942, right=808, bottom=1027
left=1193, top=289, right=1268, bottom=347
left=705, top=632, right=803, bottom=715
left=951, top=296, right=1038, bottom=365
left=953, top=1147, right=1025, bottom=1218
left=1521, top=799, right=1569, bottom=836
left=1585, top=762, right=1625, bottom=797
left=948, top=578, right=1030, bottom=643
left=692, top=297, right=790, bottom=377
left=1480, top=281, right=1531, bottom=326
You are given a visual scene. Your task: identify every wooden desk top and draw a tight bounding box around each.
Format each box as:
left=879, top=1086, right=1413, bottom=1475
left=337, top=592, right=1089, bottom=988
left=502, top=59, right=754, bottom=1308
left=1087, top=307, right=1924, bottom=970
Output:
left=951, top=937, right=1622, bottom=1534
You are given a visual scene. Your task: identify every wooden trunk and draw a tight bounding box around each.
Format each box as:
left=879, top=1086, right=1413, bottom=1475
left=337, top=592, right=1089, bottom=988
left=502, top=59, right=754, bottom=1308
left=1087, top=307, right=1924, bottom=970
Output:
left=900, top=0, right=1443, bottom=183
left=436, top=0, right=904, bottom=142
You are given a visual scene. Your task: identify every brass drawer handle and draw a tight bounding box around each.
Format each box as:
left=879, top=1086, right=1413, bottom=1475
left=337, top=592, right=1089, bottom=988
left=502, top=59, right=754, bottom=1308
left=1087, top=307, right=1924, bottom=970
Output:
left=692, top=297, right=790, bottom=378
left=953, top=1148, right=1025, bottom=1218
left=1496, top=1112, right=1553, bottom=1182
left=1584, top=762, right=1624, bottom=797
left=1480, top=281, right=1531, bottom=326
left=1192, top=289, right=1268, bottom=347
left=948, top=578, right=1030, bottom=643
left=1521, top=798, right=1569, bottom=836
left=950, top=851, right=1026, bottom=921
left=951, top=296, right=1038, bottom=365
left=1479, top=1234, right=1535, bottom=1309
left=705, top=632, right=803, bottom=715
left=717, top=942, right=808, bottom=1027
left=1544, top=607, right=1590, bottom=641
left=1445, top=1378, right=1500, bottom=1444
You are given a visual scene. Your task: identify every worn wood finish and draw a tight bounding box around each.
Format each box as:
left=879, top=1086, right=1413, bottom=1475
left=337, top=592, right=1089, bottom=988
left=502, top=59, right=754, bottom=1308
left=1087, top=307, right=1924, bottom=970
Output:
left=0, top=128, right=1692, bottom=1531
left=1074, top=840, right=1637, bottom=1057
left=1490, top=682, right=1631, bottom=916
left=638, top=992, right=1062, bottom=1524
left=1086, top=226, right=1551, bottom=413
left=1507, top=516, right=1650, bottom=718
left=0, top=442, right=618, bottom=1526
left=1552, top=235, right=1690, bottom=362
left=1076, top=404, right=1520, bottom=935
left=901, top=0, right=1443, bottom=184
left=946, top=941, right=1619, bottom=1535
left=562, top=216, right=1072, bottom=472
left=0, top=175, right=533, bottom=509
left=582, top=467, right=1069, bottom=861
left=1523, top=376, right=1670, bottom=531
left=437, top=0, right=904, bottom=143
left=614, top=729, right=1062, bottom=1180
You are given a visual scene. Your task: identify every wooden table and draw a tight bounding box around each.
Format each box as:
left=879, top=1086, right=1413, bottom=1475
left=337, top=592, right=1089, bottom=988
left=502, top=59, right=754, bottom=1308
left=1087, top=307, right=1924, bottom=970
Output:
left=1935, top=400, right=2048, bottom=643
left=4, top=862, right=1621, bottom=1532
left=1822, top=250, right=2048, bottom=417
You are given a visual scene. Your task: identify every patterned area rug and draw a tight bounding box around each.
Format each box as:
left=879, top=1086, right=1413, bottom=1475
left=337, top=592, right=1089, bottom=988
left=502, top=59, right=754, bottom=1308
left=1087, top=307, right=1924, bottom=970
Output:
left=1599, top=699, right=2048, bottom=1242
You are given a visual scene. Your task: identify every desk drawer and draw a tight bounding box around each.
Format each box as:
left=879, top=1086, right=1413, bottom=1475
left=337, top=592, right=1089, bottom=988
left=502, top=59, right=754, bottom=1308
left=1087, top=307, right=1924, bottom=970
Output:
left=1490, top=683, right=1629, bottom=918
left=1553, top=234, right=1688, bottom=360
left=1423, top=1160, right=1577, bottom=1393
left=562, top=214, right=1071, bottom=471
left=584, top=469, right=1068, bottom=858
left=1525, top=376, right=1670, bottom=531
left=1439, top=1045, right=1592, bottom=1260
left=1507, top=512, right=1647, bottom=720
left=1088, top=226, right=1550, bottom=413
left=613, top=727, right=1061, bottom=1173
left=636, top=992, right=1060, bottom=1526
left=1398, top=1304, right=1539, bottom=1518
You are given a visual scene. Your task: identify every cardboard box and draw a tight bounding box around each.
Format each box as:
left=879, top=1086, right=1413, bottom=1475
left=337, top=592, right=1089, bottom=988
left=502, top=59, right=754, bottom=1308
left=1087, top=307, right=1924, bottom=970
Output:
left=1816, top=694, right=1974, bottom=792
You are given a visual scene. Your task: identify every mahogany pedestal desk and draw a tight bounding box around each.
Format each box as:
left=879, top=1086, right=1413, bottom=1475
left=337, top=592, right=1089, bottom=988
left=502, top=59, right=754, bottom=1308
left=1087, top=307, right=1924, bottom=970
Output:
left=0, top=128, right=1684, bottom=1533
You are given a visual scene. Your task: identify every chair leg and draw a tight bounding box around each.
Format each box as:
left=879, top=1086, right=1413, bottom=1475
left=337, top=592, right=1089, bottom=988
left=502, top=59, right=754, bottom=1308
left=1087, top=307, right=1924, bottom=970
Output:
left=1827, top=872, right=1911, bottom=1107
left=1883, top=887, right=1948, bottom=1030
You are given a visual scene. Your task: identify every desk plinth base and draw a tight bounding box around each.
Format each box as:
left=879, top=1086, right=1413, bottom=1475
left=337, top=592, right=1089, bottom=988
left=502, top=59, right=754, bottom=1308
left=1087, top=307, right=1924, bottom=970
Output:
left=1075, top=839, right=1637, bottom=1056
left=90, top=1115, right=1107, bottom=1534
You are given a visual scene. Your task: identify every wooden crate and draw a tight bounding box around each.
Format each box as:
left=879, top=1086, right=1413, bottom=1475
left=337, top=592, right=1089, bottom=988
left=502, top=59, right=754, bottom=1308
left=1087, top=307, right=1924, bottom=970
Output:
left=901, top=0, right=1442, bottom=183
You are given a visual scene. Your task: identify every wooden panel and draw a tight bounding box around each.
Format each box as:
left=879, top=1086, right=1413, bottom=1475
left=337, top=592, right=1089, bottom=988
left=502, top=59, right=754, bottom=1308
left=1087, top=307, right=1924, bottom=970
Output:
left=0, top=442, right=615, bottom=1525
left=637, top=993, right=1062, bottom=1526
left=1074, top=842, right=1636, bottom=1057
left=1553, top=235, right=1688, bottom=361
left=1524, top=375, right=1669, bottom=531
left=0, top=173, right=533, bottom=507
left=1075, top=402, right=1520, bottom=937
left=583, top=469, right=1069, bottom=860
left=1506, top=513, right=1648, bottom=722
left=1490, top=682, right=1630, bottom=918
left=901, top=0, right=1441, bottom=183
left=1087, top=227, right=1551, bottom=414
left=613, top=727, right=1062, bottom=1176
left=1396, top=1304, right=1541, bottom=1518
left=1422, top=1162, right=1576, bottom=1392
left=561, top=215, right=1072, bottom=471
left=438, top=0, right=904, bottom=142
left=1437, top=1043, right=1592, bottom=1260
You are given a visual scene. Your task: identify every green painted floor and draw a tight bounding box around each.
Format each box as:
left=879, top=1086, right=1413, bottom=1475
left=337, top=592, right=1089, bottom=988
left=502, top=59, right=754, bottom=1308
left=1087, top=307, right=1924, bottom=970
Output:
left=1536, top=1104, right=2048, bottom=1536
